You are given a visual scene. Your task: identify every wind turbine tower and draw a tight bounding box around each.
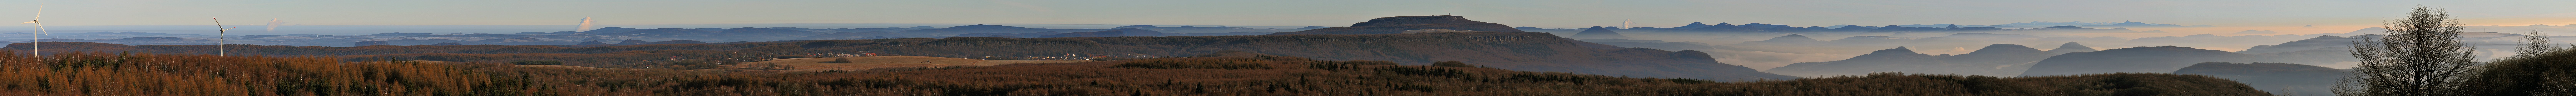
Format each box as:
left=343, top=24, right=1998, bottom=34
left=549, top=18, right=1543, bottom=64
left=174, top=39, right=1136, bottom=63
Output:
left=212, top=17, right=239, bottom=56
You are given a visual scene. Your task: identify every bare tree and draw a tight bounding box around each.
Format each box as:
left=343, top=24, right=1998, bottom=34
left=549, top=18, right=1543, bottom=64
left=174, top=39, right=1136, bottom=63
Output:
left=2340, top=6, right=2482, bottom=96
left=2516, top=32, right=2553, bottom=58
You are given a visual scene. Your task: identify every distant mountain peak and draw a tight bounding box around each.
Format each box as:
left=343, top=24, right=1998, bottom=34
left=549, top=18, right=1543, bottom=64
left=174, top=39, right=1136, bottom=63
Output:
left=1834, top=46, right=1937, bottom=61
left=1835, top=25, right=1869, bottom=29
left=1964, top=44, right=2045, bottom=55
left=2047, top=42, right=2098, bottom=54
left=1116, top=25, right=1160, bottom=29
left=949, top=25, right=1032, bottom=29
left=1674, top=22, right=1717, bottom=29
left=1873, top=46, right=1919, bottom=55
left=1761, top=34, right=1820, bottom=42
left=1570, top=26, right=1635, bottom=39
left=2039, top=26, right=2090, bottom=29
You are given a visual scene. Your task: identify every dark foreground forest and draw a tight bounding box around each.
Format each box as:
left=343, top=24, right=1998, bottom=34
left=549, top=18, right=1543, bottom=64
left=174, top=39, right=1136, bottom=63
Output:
left=0, top=51, right=2275, bottom=96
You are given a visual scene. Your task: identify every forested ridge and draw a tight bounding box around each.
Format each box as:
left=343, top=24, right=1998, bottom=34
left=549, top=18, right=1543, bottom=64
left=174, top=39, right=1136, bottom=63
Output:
left=0, top=51, right=2273, bottom=96
left=7, top=32, right=1795, bottom=81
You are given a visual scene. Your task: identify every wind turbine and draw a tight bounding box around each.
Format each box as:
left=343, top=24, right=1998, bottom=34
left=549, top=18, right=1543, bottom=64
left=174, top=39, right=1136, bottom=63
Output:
left=19, top=4, right=43, bottom=57
left=212, top=17, right=238, bottom=56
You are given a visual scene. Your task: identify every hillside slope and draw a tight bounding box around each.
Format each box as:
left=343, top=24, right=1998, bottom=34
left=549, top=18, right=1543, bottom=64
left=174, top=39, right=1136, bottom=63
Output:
left=2172, top=62, right=2346, bottom=96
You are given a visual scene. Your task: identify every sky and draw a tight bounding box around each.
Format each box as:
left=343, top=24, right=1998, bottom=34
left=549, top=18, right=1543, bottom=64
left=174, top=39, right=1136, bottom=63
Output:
left=0, top=0, right=2572, bottom=29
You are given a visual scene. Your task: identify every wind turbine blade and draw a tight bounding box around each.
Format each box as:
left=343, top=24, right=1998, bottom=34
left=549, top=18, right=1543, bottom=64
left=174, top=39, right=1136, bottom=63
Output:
left=22, top=4, right=34, bottom=24
left=213, top=17, right=225, bottom=30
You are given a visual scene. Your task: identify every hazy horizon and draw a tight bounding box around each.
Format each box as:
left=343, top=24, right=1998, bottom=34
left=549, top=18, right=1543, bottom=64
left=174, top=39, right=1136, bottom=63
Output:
left=0, top=0, right=2571, bottom=29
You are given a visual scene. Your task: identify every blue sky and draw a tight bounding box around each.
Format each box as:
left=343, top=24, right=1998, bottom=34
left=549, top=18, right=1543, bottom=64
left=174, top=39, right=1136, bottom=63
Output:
left=0, top=0, right=2571, bottom=28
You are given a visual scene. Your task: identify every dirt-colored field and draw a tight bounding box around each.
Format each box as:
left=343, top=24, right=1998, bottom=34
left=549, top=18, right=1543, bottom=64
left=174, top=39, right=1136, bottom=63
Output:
left=346, top=60, right=452, bottom=64
left=513, top=65, right=644, bottom=70
left=729, top=56, right=1093, bottom=70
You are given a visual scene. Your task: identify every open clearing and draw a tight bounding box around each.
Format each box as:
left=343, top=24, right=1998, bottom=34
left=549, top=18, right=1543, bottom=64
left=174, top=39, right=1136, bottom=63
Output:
left=729, top=56, right=1093, bottom=70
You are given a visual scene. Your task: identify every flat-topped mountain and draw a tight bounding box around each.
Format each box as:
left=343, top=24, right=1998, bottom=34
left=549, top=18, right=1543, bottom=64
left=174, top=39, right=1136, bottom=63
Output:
left=1569, top=26, right=1636, bottom=39
left=1267, top=15, right=1526, bottom=35
left=1110, top=25, right=1305, bottom=33
left=897, top=24, right=1105, bottom=35
left=1040, top=28, right=1165, bottom=38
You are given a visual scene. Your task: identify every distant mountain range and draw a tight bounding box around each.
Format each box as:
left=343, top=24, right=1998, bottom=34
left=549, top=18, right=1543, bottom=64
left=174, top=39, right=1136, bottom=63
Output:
left=1590, top=22, right=2161, bottom=34
left=1993, top=21, right=2211, bottom=28
left=2019, top=45, right=2356, bottom=77
left=1766, top=44, right=2054, bottom=76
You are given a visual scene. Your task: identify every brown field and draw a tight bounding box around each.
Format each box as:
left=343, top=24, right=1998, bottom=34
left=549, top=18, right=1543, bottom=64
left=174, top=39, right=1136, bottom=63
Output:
left=344, top=60, right=452, bottom=64
left=512, top=65, right=642, bottom=70
left=728, top=56, right=1092, bottom=70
